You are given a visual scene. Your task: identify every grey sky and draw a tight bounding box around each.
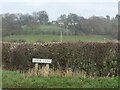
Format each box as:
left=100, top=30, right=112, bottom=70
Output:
left=0, top=0, right=119, bottom=21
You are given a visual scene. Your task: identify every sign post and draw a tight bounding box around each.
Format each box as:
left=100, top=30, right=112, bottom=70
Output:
left=32, top=58, right=52, bottom=76
left=35, top=63, right=39, bottom=75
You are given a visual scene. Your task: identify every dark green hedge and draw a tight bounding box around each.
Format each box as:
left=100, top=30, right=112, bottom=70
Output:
left=2, top=42, right=119, bottom=76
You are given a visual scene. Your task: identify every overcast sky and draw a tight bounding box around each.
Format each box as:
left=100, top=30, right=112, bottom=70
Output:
left=0, top=0, right=119, bottom=21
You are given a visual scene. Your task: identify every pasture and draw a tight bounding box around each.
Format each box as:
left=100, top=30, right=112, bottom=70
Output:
left=2, top=35, right=111, bottom=43
left=22, top=24, right=68, bottom=33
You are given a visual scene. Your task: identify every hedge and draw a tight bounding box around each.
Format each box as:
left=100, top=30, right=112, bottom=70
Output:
left=2, top=42, right=119, bottom=76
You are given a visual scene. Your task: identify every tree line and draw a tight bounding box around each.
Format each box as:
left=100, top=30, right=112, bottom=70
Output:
left=2, top=10, right=119, bottom=38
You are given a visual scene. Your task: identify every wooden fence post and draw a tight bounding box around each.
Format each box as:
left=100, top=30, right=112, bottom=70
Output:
left=43, top=64, right=49, bottom=77
left=35, top=63, right=38, bottom=75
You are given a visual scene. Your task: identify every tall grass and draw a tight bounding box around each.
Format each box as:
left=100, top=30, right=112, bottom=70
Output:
left=24, top=68, right=87, bottom=78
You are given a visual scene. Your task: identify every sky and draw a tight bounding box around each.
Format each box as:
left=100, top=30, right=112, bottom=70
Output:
left=0, top=0, right=119, bottom=21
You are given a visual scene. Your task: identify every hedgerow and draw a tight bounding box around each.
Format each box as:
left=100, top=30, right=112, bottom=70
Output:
left=2, top=42, right=119, bottom=76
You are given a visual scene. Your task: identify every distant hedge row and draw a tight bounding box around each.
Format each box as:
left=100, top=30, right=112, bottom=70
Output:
left=2, top=42, right=119, bottom=76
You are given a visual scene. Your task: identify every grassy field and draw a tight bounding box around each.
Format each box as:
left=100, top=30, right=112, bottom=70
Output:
left=2, top=70, right=118, bottom=88
left=22, top=24, right=68, bottom=34
left=3, top=35, right=111, bottom=43
left=3, top=24, right=114, bottom=43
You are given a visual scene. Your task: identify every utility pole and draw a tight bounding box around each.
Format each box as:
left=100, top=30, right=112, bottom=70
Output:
left=66, top=25, right=68, bottom=35
left=60, top=31, right=62, bottom=42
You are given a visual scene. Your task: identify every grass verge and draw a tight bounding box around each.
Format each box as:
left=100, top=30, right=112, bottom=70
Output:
left=2, top=70, right=118, bottom=88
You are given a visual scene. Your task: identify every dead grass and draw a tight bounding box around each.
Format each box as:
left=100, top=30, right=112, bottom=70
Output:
left=24, top=67, right=88, bottom=78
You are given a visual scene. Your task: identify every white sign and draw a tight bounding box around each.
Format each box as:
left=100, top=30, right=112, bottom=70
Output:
left=32, top=58, right=52, bottom=64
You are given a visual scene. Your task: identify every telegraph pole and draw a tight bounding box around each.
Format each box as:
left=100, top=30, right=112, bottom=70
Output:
left=60, top=31, right=62, bottom=42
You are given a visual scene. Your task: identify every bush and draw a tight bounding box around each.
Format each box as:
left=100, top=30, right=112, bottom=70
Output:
left=2, top=43, right=12, bottom=69
left=36, top=40, right=45, bottom=43
left=9, top=39, right=26, bottom=43
left=17, top=39, right=26, bottom=43
left=2, top=42, right=119, bottom=76
left=9, top=39, right=17, bottom=43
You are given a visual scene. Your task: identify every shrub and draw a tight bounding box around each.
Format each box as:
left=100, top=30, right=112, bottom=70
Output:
left=36, top=40, right=45, bottom=43
left=2, top=43, right=12, bottom=69
left=2, top=42, right=119, bottom=76
left=9, top=39, right=17, bottom=43
left=17, top=39, right=26, bottom=43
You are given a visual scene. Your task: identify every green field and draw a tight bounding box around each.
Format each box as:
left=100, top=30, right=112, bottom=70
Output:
left=3, top=24, right=114, bottom=43
left=2, top=70, right=118, bottom=88
left=22, top=24, right=68, bottom=34
left=3, top=35, right=111, bottom=43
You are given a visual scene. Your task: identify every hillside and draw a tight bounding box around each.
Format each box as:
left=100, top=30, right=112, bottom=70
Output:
left=21, top=24, right=70, bottom=35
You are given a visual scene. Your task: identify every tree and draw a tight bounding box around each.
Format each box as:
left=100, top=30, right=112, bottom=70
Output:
left=32, top=12, right=39, bottom=24
left=19, top=14, right=33, bottom=25
left=67, top=13, right=80, bottom=34
left=106, top=15, right=110, bottom=20
left=57, top=13, right=85, bottom=35
left=57, top=14, right=68, bottom=28
left=2, top=13, right=22, bottom=36
left=37, top=11, right=49, bottom=24
left=67, top=13, right=80, bottom=25
left=80, top=16, right=110, bottom=35
left=110, top=17, right=118, bottom=38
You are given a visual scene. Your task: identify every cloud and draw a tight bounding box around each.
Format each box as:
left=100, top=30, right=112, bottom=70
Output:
left=1, top=0, right=118, bottom=20
left=1, top=0, right=119, bottom=8
left=1, top=0, right=119, bottom=3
